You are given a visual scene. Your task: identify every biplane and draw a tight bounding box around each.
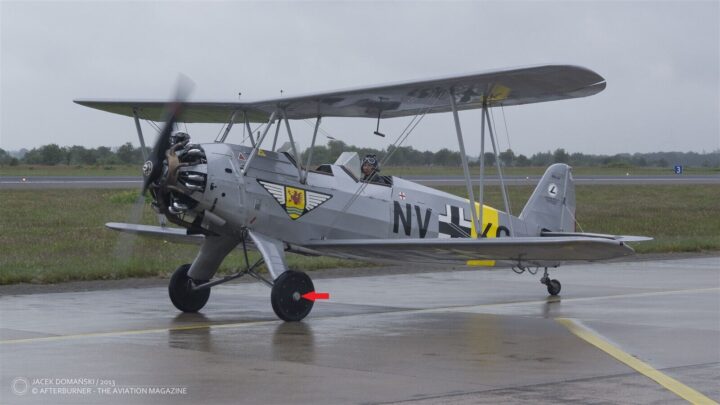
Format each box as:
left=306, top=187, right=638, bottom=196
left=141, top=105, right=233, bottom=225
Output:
left=75, top=65, right=650, bottom=321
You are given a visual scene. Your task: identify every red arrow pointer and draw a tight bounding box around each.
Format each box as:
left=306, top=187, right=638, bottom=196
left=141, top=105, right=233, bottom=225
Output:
left=302, top=291, right=330, bottom=302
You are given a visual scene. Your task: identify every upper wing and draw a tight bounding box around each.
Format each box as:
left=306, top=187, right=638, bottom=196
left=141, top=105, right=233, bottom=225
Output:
left=297, top=236, right=634, bottom=266
left=73, top=101, right=269, bottom=124
left=74, top=64, right=605, bottom=123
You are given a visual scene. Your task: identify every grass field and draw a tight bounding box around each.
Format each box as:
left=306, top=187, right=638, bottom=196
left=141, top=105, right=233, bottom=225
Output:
left=0, top=189, right=369, bottom=285
left=439, top=185, right=720, bottom=254
left=0, top=165, right=141, bottom=176
left=385, top=165, right=719, bottom=176
left=2, top=164, right=718, bottom=177
left=1, top=185, right=718, bottom=284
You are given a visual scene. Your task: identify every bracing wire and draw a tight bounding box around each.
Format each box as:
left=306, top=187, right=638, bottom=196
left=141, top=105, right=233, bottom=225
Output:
left=214, top=121, right=227, bottom=141
left=380, top=114, right=423, bottom=167
left=138, top=111, right=162, bottom=133
left=136, top=111, right=163, bottom=148
left=567, top=205, right=586, bottom=233
left=381, top=89, right=446, bottom=168
left=302, top=120, right=336, bottom=140
left=488, top=105, right=513, bottom=215
left=347, top=91, right=445, bottom=206
left=500, top=104, right=512, bottom=153
left=489, top=107, right=504, bottom=153
left=245, top=123, right=266, bottom=145
left=212, top=114, right=266, bottom=146
left=489, top=107, right=503, bottom=152
left=323, top=91, right=446, bottom=237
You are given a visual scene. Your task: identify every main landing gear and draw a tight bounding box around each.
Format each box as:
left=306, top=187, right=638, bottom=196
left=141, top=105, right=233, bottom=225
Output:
left=271, top=270, right=315, bottom=322
left=169, top=264, right=210, bottom=312
left=167, top=239, right=316, bottom=322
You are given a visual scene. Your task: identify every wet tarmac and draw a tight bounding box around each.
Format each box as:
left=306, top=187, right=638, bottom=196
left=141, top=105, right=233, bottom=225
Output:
left=1, top=257, right=718, bottom=404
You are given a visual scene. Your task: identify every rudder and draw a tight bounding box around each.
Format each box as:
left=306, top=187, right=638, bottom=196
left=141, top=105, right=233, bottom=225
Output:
left=519, top=163, right=575, bottom=233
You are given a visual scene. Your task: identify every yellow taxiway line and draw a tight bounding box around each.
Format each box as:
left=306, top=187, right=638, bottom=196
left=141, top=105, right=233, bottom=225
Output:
left=0, top=320, right=280, bottom=345
left=557, top=318, right=718, bottom=405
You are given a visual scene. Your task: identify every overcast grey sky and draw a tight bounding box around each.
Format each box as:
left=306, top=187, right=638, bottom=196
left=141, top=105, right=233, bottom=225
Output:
left=1, top=0, right=718, bottom=156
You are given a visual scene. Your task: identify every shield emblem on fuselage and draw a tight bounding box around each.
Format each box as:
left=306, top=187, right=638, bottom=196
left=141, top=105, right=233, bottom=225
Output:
left=285, top=187, right=306, bottom=219
left=258, top=180, right=331, bottom=220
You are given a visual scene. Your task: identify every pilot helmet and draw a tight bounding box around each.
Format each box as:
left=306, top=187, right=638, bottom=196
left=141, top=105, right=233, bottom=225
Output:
left=169, top=131, right=190, bottom=146
left=362, top=154, right=380, bottom=172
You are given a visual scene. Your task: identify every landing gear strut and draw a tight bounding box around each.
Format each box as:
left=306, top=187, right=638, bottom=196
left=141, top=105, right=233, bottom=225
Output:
left=168, top=235, right=316, bottom=322
left=540, top=267, right=561, bottom=296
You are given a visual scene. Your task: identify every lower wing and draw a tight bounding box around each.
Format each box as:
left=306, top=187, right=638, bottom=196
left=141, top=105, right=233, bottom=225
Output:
left=105, top=222, right=649, bottom=267
left=297, top=236, right=644, bottom=266
left=106, top=222, right=204, bottom=244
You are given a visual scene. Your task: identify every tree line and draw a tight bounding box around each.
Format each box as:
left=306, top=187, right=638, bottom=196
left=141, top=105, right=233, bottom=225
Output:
left=1, top=141, right=718, bottom=168
left=300, top=140, right=719, bottom=168
left=0, top=143, right=150, bottom=166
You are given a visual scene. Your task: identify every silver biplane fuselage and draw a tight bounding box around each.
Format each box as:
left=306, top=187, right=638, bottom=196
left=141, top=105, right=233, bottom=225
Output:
left=148, top=138, right=586, bottom=289
left=197, top=143, right=533, bottom=242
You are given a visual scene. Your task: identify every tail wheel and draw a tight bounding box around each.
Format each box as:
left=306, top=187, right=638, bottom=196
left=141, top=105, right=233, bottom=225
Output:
left=547, top=279, right=562, bottom=296
left=169, top=264, right=210, bottom=312
left=271, top=270, right=315, bottom=322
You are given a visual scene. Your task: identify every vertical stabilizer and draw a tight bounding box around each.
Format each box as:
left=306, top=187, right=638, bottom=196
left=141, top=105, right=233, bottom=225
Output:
left=519, top=163, right=575, bottom=233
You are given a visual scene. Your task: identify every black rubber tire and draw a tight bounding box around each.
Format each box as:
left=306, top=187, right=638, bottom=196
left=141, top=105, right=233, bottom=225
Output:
left=168, top=264, right=210, bottom=312
left=271, top=270, right=315, bottom=322
left=547, top=279, right=562, bottom=296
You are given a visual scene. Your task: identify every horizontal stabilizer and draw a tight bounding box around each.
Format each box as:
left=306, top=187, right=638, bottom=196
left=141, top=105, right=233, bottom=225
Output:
left=105, top=222, right=204, bottom=244
left=541, top=231, right=653, bottom=242
left=299, top=236, right=635, bottom=267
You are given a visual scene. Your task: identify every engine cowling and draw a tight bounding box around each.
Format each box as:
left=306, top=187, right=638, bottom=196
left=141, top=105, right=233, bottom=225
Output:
left=148, top=141, right=208, bottom=229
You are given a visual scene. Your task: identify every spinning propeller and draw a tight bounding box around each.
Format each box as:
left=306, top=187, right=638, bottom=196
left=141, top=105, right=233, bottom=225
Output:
left=142, top=76, right=195, bottom=195
left=114, top=77, right=195, bottom=262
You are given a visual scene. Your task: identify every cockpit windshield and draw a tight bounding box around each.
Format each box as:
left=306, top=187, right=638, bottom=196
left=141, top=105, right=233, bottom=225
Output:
left=332, top=151, right=392, bottom=186
left=334, top=152, right=361, bottom=179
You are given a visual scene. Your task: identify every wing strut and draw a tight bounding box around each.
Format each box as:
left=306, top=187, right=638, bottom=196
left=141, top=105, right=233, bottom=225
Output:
left=483, top=105, right=515, bottom=237
left=132, top=108, right=149, bottom=161
left=242, top=111, right=277, bottom=176
left=216, top=110, right=239, bottom=143
left=279, top=109, right=304, bottom=182
left=449, top=89, right=481, bottom=236
left=242, top=112, right=257, bottom=147
left=270, top=116, right=281, bottom=150
left=302, top=116, right=322, bottom=184
left=478, top=100, right=486, bottom=229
